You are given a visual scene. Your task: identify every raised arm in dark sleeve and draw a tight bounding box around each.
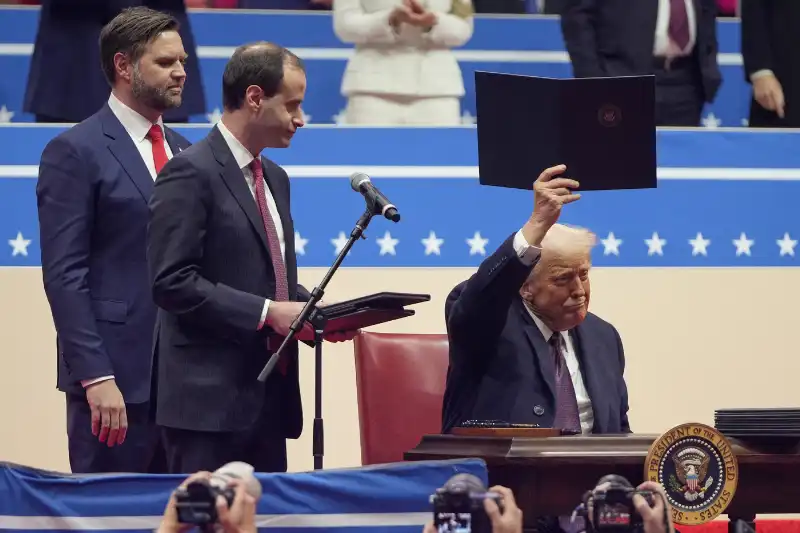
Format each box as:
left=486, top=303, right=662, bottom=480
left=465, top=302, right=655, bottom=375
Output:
left=446, top=232, right=540, bottom=363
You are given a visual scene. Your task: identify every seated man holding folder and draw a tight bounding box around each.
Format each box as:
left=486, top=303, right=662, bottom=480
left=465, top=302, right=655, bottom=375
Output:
left=441, top=164, right=631, bottom=435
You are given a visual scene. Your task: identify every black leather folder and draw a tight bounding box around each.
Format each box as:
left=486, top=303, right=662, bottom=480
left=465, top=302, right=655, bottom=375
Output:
left=317, top=292, right=430, bottom=332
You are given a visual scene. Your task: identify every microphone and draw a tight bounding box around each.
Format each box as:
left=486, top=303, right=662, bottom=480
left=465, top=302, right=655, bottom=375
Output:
left=349, top=172, right=401, bottom=222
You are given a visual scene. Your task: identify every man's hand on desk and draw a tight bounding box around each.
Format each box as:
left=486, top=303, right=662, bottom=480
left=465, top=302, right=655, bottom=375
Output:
left=522, top=164, right=581, bottom=247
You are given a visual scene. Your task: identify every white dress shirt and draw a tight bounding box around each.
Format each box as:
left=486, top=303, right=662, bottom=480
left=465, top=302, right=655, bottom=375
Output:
left=512, top=227, right=594, bottom=435
left=82, top=95, right=175, bottom=389
left=653, top=0, right=697, bottom=58
left=215, top=120, right=286, bottom=330
left=525, top=308, right=595, bottom=435
left=107, top=93, right=174, bottom=180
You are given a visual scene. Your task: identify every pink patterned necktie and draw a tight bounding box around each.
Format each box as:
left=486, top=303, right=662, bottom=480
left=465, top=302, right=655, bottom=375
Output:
left=550, top=333, right=581, bottom=433
left=250, top=158, right=289, bottom=301
left=669, top=0, right=690, bottom=50
left=250, top=159, right=291, bottom=376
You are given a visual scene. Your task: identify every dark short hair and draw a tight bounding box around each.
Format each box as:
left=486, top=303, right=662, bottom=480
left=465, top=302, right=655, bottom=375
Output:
left=221, top=42, right=305, bottom=110
left=99, top=7, right=180, bottom=86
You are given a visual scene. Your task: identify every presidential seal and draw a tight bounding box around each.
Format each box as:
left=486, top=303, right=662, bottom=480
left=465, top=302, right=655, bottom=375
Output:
left=644, top=423, right=738, bottom=527
left=598, top=104, right=622, bottom=127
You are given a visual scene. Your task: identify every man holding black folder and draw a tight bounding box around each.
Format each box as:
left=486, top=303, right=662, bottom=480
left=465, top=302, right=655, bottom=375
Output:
left=147, top=42, right=355, bottom=474
left=441, top=164, right=631, bottom=435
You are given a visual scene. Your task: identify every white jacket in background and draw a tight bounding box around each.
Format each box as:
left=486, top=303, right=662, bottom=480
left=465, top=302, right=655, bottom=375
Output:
left=333, top=0, right=474, bottom=98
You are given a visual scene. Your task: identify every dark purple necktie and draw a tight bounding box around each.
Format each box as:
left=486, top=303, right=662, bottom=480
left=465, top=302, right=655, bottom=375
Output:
left=669, top=0, right=690, bottom=50
left=550, top=333, right=581, bottom=433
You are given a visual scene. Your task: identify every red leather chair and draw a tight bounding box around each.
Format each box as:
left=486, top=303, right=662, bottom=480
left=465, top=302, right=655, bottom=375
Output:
left=352, top=331, right=450, bottom=465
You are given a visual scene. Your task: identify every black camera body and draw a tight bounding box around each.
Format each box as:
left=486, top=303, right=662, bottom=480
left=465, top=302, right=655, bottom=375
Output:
left=174, top=478, right=236, bottom=527
left=587, top=475, right=655, bottom=533
left=430, top=474, right=502, bottom=533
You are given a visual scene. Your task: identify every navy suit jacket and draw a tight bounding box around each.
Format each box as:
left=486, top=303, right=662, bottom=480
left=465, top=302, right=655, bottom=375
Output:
left=24, top=0, right=205, bottom=123
left=441, top=233, right=631, bottom=434
left=147, top=126, right=308, bottom=436
left=37, top=104, right=191, bottom=404
left=560, top=0, right=722, bottom=103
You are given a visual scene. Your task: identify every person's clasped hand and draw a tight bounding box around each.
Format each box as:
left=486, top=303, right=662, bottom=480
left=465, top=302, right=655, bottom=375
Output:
left=404, top=0, right=438, bottom=28
left=390, top=0, right=437, bottom=30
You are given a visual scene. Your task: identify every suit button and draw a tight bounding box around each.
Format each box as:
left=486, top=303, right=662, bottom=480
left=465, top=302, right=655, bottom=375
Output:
left=533, top=405, right=545, bottom=416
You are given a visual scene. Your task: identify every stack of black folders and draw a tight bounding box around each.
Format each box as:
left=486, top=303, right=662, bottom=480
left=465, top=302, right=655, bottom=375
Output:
left=715, top=408, right=800, bottom=448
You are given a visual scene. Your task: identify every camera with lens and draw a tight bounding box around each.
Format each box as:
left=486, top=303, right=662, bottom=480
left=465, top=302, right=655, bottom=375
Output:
left=174, top=477, right=236, bottom=527
left=582, top=475, right=657, bottom=533
left=430, top=473, right=503, bottom=533
left=173, top=462, right=260, bottom=529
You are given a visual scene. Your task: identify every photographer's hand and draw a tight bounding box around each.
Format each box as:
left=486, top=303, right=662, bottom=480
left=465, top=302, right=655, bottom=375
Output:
left=156, top=472, right=212, bottom=533
left=217, top=480, right=258, bottom=533
left=484, top=486, right=523, bottom=533
left=633, top=481, right=675, bottom=533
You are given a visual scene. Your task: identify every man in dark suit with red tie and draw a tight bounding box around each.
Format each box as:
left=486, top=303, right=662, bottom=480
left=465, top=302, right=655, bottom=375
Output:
left=442, top=165, right=631, bottom=436
left=560, top=0, right=721, bottom=126
left=36, top=7, right=192, bottom=474
left=147, top=41, right=354, bottom=474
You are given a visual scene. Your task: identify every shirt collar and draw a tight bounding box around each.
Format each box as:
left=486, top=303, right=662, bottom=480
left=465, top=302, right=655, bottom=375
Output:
left=216, top=119, right=259, bottom=170
left=523, top=299, right=567, bottom=344
left=107, top=92, right=163, bottom=143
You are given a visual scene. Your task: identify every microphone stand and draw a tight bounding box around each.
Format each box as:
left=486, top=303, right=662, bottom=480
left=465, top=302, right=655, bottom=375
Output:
left=257, top=204, right=377, bottom=470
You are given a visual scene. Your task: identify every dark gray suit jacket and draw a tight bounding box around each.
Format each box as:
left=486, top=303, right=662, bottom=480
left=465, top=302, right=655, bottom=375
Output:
left=147, top=125, right=308, bottom=436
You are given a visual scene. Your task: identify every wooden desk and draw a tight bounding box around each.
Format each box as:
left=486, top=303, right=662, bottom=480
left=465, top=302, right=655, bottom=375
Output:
left=405, top=433, right=800, bottom=531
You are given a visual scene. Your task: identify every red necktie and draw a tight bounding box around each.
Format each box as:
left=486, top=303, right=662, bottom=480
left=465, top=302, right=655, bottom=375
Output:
left=147, top=124, right=169, bottom=174
left=250, top=158, right=291, bottom=375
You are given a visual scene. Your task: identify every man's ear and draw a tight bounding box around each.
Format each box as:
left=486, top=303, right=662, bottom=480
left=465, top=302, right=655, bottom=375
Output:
left=113, top=52, right=132, bottom=83
left=519, top=279, right=533, bottom=301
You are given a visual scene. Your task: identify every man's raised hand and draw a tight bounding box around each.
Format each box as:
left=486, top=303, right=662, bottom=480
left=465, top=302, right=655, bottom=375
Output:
left=522, top=164, right=580, bottom=246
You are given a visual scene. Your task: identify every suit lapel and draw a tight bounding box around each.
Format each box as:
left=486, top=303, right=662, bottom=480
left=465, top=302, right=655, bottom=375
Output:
left=572, top=324, right=609, bottom=432
left=208, top=127, right=271, bottom=255
left=517, top=300, right=557, bottom=401
left=164, top=126, right=187, bottom=156
left=101, top=105, right=153, bottom=202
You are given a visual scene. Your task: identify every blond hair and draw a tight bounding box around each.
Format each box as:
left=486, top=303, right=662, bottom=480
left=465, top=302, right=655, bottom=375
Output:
left=540, top=223, right=596, bottom=263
